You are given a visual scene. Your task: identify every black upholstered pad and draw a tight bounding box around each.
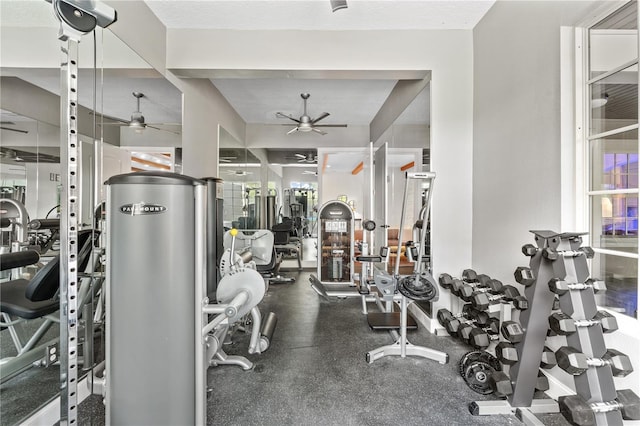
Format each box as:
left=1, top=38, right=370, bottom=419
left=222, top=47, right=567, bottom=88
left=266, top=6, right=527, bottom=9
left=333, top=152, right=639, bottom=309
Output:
left=1, top=279, right=58, bottom=319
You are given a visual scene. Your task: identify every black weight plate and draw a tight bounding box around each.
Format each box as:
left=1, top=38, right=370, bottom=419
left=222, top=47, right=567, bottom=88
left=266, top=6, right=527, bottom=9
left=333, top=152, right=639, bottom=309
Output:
left=458, top=350, right=484, bottom=378
left=478, top=352, right=502, bottom=372
left=398, top=274, right=436, bottom=301
left=363, top=220, right=376, bottom=231
left=463, top=359, right=498, bottom=395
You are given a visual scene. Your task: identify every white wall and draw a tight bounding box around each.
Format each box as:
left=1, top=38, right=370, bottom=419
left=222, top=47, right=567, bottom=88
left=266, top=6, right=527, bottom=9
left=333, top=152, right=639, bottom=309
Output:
left=472, top=1, right=598, bottom=280
left=320, top=170, right=364, bottom=213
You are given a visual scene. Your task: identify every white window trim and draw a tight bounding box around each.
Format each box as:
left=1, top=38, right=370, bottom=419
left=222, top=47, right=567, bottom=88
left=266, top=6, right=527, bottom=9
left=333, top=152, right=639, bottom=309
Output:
left=575, top=0, right=640, bottom=321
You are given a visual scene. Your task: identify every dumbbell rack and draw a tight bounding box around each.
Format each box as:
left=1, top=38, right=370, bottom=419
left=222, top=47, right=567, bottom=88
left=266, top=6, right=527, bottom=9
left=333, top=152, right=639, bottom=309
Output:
left=470, top=230, right=564, bottom=425
left=545, top=233, right=638, bottom=425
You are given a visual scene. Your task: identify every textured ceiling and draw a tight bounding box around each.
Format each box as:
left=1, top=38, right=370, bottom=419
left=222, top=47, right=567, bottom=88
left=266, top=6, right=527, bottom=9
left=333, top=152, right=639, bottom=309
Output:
left=145, top=0, right=496, bottom=30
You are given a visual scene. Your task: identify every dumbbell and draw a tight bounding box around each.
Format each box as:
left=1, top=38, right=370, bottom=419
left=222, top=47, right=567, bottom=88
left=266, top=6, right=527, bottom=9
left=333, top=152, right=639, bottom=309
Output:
left=463, top=319, right=501, bottom=349
left=489, top=371, right=513, bottom=397
left=437, top=308, right=483, bottom=335
left=543, top=245, right=595, bottom=260
left=560, top=389, right=640, bottom=426
left=514, top=266, right=536, bottom=286
left=500, top=320, right=525, bottom=343
left=548, top=311, right=618, bottom=335
left=495, top=341, right=518, bottom=365
left=536, top=372, right=550, bottom=391
left=437, top=307, right=492, bottom=333
left=540, top=346, right=557, bottom=369
left=445, top=311, right=494, bottom=338
left=555, top=346, right=634, bottom=377
left=439, top=276, right=469, bottom=298
left=458, top=278, right=503, bottom=302
left=521, top=243, right=538, bottom=257
left=471, top=285, right=529, bottom=311
left=461, top=269, right=493, bottom=286
left=548, top=278, right=607, bottom=295
left=439, top=273, right=455, bottom=290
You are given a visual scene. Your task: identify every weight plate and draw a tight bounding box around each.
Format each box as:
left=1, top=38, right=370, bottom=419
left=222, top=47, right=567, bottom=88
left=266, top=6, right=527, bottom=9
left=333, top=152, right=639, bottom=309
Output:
left=363, top=220, right=376, bottom=231
left=458, top=350, right=484, bottom=378
left=478, top=352, right=502, bottom=372
left=463, top=359, right=498, bottom=395
left=397, top=274, right=436, bottom=301
left=216, top=268, right=266, bottom=323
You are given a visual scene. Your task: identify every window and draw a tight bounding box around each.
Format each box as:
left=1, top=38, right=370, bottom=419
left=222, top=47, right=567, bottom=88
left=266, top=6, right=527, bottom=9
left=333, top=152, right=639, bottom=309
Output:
left=582, top=0, right=639, bottom=318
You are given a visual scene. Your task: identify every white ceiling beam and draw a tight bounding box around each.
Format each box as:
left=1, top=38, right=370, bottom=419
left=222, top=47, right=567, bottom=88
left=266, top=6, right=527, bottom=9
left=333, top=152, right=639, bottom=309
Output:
left=171, top=69, right=430, bottom=80
left=369, top=74, right=431, bottom=145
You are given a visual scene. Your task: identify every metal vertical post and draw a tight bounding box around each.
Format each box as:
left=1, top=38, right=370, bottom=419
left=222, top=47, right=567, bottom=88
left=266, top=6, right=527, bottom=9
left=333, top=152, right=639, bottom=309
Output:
left=194, top=184, right=207, bottom=426
left=59, top=38, right=80, bottom=426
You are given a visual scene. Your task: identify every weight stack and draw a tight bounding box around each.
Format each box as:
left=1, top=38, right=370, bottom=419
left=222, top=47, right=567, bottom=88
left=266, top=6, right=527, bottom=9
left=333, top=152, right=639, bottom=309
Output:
left=105, top=172, right=204, bottom=425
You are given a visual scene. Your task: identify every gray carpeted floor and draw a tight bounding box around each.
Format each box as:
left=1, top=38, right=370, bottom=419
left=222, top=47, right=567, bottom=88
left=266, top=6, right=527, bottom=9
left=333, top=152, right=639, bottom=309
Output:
left=5, top=268, right=572, bottom=425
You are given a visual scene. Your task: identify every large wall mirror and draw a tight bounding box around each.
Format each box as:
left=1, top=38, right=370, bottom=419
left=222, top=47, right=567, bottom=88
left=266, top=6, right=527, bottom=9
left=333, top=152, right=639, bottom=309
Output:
left=0, top=2, right=182, bottom=423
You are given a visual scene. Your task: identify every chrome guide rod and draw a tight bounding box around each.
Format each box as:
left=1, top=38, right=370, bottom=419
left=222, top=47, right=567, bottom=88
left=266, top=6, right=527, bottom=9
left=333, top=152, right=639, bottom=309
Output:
left=414, top=173, right=435, bottom=271
left=393, top=172, right=412, bottom=277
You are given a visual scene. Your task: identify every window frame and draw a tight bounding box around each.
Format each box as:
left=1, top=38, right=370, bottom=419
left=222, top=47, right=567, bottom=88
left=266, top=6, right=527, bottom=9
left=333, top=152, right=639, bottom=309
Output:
left=576, top=0, right=640, bottom=320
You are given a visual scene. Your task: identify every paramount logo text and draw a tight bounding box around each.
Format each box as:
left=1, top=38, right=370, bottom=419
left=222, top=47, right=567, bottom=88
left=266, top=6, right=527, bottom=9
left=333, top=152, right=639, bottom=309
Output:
left=120, top=203, right=167, bottom=215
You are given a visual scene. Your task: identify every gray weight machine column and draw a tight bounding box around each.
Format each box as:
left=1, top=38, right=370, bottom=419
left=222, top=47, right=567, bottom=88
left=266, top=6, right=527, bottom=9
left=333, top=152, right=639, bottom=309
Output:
left=105, top=173, right=203, bottom=425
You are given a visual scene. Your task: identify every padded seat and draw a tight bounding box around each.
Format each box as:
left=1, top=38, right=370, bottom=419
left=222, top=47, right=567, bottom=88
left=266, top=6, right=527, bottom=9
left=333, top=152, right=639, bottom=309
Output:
left=1, top=229, right=94, bottom=320
left=0, top=279, right=59, bottom=319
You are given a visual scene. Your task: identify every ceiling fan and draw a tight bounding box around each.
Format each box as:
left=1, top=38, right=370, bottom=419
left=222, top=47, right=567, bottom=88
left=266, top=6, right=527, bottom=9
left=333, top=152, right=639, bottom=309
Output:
left=286, top=152, right=317, bottom=163
left=223, top=169, right=253, bottom=177
left=97, top=92, right=180, bottom=134
left=0, top=121, right=29, bottom=134
left=276, top=93, right=347, bottom=135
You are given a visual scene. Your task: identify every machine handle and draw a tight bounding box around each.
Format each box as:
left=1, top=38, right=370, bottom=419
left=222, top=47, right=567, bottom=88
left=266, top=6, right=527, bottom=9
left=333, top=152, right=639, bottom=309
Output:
left=0, top=250, right=40, bottom=271
left=224, top=290, right=250, bottom=318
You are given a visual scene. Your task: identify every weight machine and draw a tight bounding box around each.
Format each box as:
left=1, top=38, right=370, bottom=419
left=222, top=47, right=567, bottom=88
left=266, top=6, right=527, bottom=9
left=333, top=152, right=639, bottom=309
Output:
left=363, top=172, right=447, bottom=364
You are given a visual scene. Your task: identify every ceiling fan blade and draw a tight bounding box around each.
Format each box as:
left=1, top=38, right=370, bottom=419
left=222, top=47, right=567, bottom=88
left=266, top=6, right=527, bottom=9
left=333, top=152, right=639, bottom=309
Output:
left=311, top=128, right=327, bottom=135
left=0, top=126, right=29, bottom=134
left=311, top=112, right=330, bottom=124
left=98, top=122, right=128, bottom=126
left=89, top=111, right=129, bottom=124
left=294, top=153, right=306, bottom=159
left=276, top=112, right=301, bottom=123
left=314, top=124, right=348, bottom=128
left=146, top=124, right=181, bottom=135
left=286, top=127, right=299, bottom=135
